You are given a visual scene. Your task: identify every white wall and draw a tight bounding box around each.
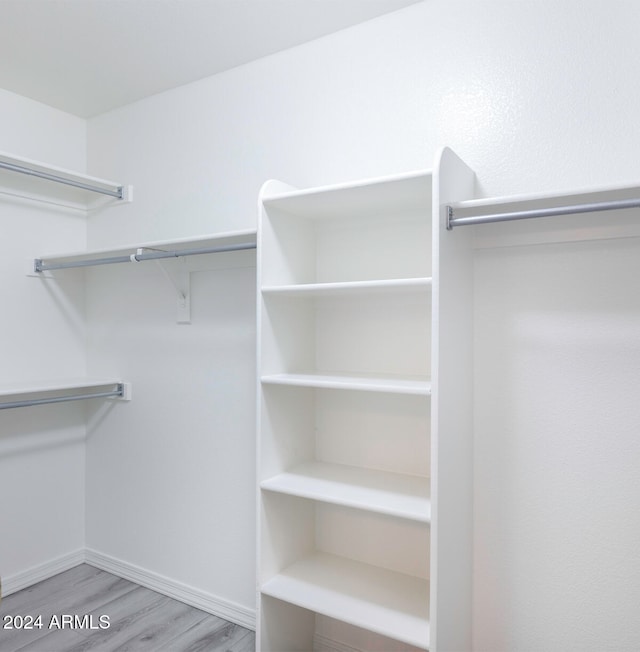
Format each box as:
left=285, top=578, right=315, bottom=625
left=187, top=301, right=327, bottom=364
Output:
left=1, top=0, right=630, bottom=649
left=0, top=89, right=87, bottom=587
left=474, top=233, right=640, bottom=652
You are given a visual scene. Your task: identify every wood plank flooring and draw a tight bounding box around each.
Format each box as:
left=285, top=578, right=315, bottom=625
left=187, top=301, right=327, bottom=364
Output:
left=0, top=564, right=255, bottom=651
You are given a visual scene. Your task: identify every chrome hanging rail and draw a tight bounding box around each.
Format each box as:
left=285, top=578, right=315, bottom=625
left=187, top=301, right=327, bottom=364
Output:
left=0, top=384, right=125, bottom=410
left=0, top=159, right=124, bottom=199
left=34, top=242, right=257, bottom=273
left=446, top=197, right=640, bottom=230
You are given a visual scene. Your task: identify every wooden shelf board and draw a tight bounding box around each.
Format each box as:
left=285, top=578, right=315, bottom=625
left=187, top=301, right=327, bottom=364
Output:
left=261, top=461, right=430, bottom=523
left=262, top=170, right=432, bottom=220
left=261, top=552, right=429, bottom=649
left=261, top=277, right=432, bottom=298
left=260, top=372, right=431, bottom=395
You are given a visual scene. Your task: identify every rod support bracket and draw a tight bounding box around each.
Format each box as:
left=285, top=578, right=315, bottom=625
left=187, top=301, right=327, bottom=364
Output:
left=446, top=205, right=454, bottom=230
left=154, top=255, right=191, bottom=324
left=115, top=382, right=133, bottom=401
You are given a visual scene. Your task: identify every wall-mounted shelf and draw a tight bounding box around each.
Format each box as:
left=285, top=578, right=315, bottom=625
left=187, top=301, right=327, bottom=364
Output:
left=448, top=180, right=640, bottom=248
left=31, top=229, right=257, bottom=323
left=0, top=150, right=131, bottom=211
left=33, top=229, right=257, bottom=274
left=0, top=378, right=131, bottom=410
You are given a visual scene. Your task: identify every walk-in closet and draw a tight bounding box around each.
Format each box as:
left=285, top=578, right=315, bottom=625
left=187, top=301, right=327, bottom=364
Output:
left=0, top=1, right=639, bottom=651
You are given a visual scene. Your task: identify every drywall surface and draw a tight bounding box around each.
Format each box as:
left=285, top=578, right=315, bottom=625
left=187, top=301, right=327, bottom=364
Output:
left=474, top=236, right=640, bottom=652
left=84, top=1, right=640, bottom=648
left=0, top=89, right=87, bottom=585
left=83, top=255, right=256, bottom=619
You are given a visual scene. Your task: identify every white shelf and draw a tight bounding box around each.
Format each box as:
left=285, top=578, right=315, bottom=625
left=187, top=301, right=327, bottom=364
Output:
left=448, top=179, right=640, bottom=214
left=0, top=377, right=130, bottom=409
left=261, top=372, right=431, bottom=395
left=261, top=552, right=429, bottom=649
left=262, top=277, right=432, bottom=297
left=0, top=377, right=124, bottom=398
left=448, top=180, right=640, bottom=248
left=35, top=229, right=257, bottom=270
left=0, top=150, right=128, bottom=210
left=263, top=169, right=432, bottom=220
left=261, top=461, right=430, bottom=522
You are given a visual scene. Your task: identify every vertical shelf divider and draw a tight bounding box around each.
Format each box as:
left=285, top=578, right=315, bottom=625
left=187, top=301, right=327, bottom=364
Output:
left=430, top=147, right=476, bottom=651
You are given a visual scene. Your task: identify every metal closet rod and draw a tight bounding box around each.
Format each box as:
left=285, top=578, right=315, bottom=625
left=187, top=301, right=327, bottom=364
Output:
left=0, top=159, right=123, bottom=199
left=0, top=385, right=124, bottom=410
left=446, top=196, right=640, bottom=230
left=35, top=241, right=257, bottom=273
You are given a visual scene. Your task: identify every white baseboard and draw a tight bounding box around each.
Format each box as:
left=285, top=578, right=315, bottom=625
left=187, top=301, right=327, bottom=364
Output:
left=2, top=548, right=85, bottom=596
left=84, top=548, right=255, bottom=631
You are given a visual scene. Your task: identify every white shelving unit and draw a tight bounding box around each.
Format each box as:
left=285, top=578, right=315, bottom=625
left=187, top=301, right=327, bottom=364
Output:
left=257, top=167, right=445, bottom=651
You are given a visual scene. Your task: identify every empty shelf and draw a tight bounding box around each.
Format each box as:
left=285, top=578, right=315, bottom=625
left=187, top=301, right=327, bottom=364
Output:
left=261, top=461, right=430, bottom=522
left=261, top=277, right=432, bottom=298
left=261, top=552, right=429, bottom=649
left=261, top=372, right=431, bottom=395
left=262, top=169, right=432, bottom=221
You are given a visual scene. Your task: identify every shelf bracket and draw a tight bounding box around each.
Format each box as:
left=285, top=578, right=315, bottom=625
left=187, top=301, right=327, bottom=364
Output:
left=132, top=248, right=191, bottom=323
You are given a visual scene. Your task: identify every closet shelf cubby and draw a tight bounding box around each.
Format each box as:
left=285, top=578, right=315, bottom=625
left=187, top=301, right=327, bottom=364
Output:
left=261, top=551, right=430, bottom=649
left=0, top=150, right=131, bottom=210
left=260, top=461, right=430, bottom=522
left=0, top=378, right=131, bottom=410
left=262, top=169, right=431, bottom=220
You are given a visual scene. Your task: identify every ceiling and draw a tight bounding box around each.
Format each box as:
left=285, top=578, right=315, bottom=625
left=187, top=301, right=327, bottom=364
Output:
left=0, top=0, right=419, bottom=118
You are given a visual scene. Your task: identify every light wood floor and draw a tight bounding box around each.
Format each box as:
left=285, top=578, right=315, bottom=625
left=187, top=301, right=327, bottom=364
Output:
left=0, top=564, right=255, bottom=651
